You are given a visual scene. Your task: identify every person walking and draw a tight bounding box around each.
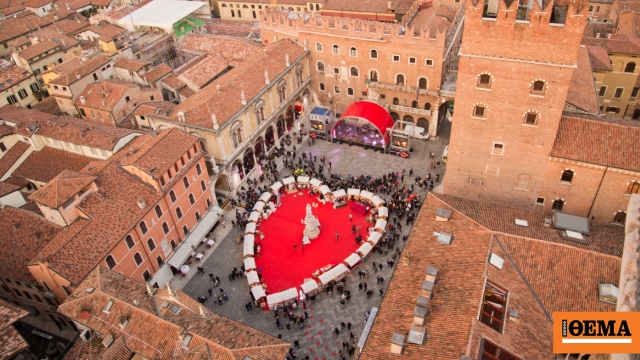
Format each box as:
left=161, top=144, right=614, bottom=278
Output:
left=335, top=232, right=339, bottom=240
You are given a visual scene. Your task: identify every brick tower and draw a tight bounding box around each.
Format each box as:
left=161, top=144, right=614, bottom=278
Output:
left=443, top=0, right=589, bottom=210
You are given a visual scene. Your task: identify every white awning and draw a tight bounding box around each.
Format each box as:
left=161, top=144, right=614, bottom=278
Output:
left=344, top=253, right=361, bottom=268
left=333, top=189, right=346, bottom=198
left=378, top=207, right=388, bottom=217
left=367, top=232, right=382, bottom=245
left=297, top=176, right=310, bottom=184
left=357, top=242, right=372, bottom=257
left=360, top=190, right=374, bottom=200
left=243, top=237, right=254, bottom=257
left=270, top=182, right=283, bottom=192
left=283, top=176, right=295, bottom=185
left=310, top=178, right=322, bottom=187
left=248, top=211, right=261, bottom=222
left=300, top=280, right=318, bottom=294
left=266, top=292, right=285, bottom=306
left=318, top=270, right=335, bottom=285
left=246, top=271, right=260, bottom=285
left=259, top=192, right=272, bottom=202
left=166, top=209, right=220, bottom=269
left=332, top=264, right=349, bottom=278
left=253, top=201, right=265, bottom=212
left=245, top=222, right=256, bottom=234
left=244, top=257, right=256, bottom=270
left=148, top=264, right=174, bottom=288
left=375, top=219, right=387, bottom=231
left=347, top=188, right=361, bottom=196
left=320, top=185, right=331, bottom=195
left=251, top=286, right=266, bottom=299
left=281, top=287, right=298, bottom=301
left=372, top=195, right=384, bottom=207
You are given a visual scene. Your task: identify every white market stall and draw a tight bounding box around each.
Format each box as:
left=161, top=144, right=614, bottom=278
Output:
left=246, top=270, right=260, bottom=285
left=253, top=201, right=265, bottom=213
left=318, top=270, right=336, bottom=285
left=330, top=264, right=349, bottom=281
left=248, top=211, right=261, bottom=223
left=281, top=288, right=298, bottom=303
left=243, top=235, right=254, bottom=258
left=259, top=192, right=272, bottom=203
left=347, top=188, right=361, bottom=200
left=377, top=206, right=388, bottom=219
left=244, top=257, right=256, bottom=271
left=333, top=189, right=347, bottom=207
left=266, top=292, right=285, bottom=308
left=356, top=242, right=373, bottom=258
left=374, top=219, right=387, bottom=232
left=360, top=190, right=374, bottom=201
left=372, top=195, right=385, bottom=208
left=367, top=232, right=382, bottom=246
left=282, top=176, right=296, bottom=192
left=297, top=176, right=310, bottom=190
left=310, top=178, right=323, bottom=190
left=245, top=222, right=256, bottom=234
left=270, top=182, right=283, bottom=194
left=343, top=253, right=362, bottom=269
left=251, top=286, right=267, bottom=308
left=300, top=280, right=319, bottom=296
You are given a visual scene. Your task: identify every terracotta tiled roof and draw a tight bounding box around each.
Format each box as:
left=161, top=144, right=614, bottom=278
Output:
left=143, top=63, right=172, bottom=83
left=0, top=181, right=19, bottom=197
left=0, top=106, right=141, bottom=150
left=407, top=3, right=457, bottom=36
left=0, top=142, right=30, bottom=179
left=3, top=176, right=29, bottom=188
left=551, top=113, right=640, bottom=172
left=585, top=45, right=612, bottom=71
left=179, top=33, right=263, bottom=60
left=63, top=334, right=130, bottom=360
left=18, top=40, right=60, bottom=61
left=582, top=33, right=640, bottom=55
left=12, top=146, right=93, bottom=183
left=323, top=0, right=415, bottom=13
left=119, top=127, right=198, bottom=179
left=86, top=23, right=126, bottom=40
left=161, top=74, right=186, bottom=90
left=101, top=5, right=136, bottom=20
left=47, top=16, right=91, bottom=36
left=179, top=55, right=230, bottom=89
left=0, top=299, right=29, bottom=359
left=160, top=38, right=306, bottom=129
left=566, top=47, right=600, bottom=114
left=0, top=124, right=14, bottom=138
left=75, top=79, right=137, bottom=111
left=0, top=65, right=33, bottom=92
left=22, top=0, right=52, bottom=7
left=58, top=267, right=291, bottom=360
left=0, top=8, right=76, bottom=43
left=31, top=95, right=62, bottom=115
left=48, top=55, right=112, bottom=86
left=434, top=193, right=625, bottom=257
left=29, top=169, right=96, bottom=208
left=359, top=194, right=621, bottom=360
left=30, top=27, right=79, bottom=50
left=0, top=206, right=61, bottom=282
left=114, top=57, right=150, bottom=72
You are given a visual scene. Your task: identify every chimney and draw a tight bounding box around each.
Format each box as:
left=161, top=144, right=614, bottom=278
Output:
left=421, top=280, right=434, bottom=298
left=118, top=316, right=129, bottom=330
left=54, top=14, right=58, bottom=20
left=435, top=208, right=451, bottom=221
left=66, top=3, right=70, bottom=10
left=387, top=1, right=392, bottom=9
left=240, top=90, right=246, bottom=105
left=607, top=33, right=612, bottom=39
left=199, top=303, right=208, bottom=317
left=216, top=84, right=221, bottom=91
left=596, top=32, right=601, bottom=38
left=264, top=70, right=270, bottom=84
left=211, top=113, right=219, bottom=130
left=79, top=96, right=86, bottom=104
left=76, top=73, right=81, bottom=80
left=390, top=333, right=405, bottom=354
left=285, top=53, right=290, bottom=66
left=425, top=265, right=437, bottom=283
left=136, top=199, right=146, bottom=209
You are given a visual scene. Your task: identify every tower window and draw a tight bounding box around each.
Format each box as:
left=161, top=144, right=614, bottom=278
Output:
left=370, top=49, right=378, bottom=59
left=613, top=211, right=626, bottom=225
left=524, top=112, right=538, bottom=125
left=624, top=62, right=636, bottom=73
left=561, top=170, right=574, bottom=183
left=614, top=87, right=624, bottom=99
left=319, top=83, right=325, bottom=91
left=473, top=105, right=486, bottom=118
left=627, top=181, right=640, bottom=194
left=531, top=80, right=545, bottom=94
left=477, top=74, right=491, bottom=88
left=492, top=143, right=504, bottom=155
left=552, top=199, right=564, bottom=211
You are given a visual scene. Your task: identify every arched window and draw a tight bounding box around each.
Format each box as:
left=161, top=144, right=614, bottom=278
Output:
left=162, top=222, right=169, bottom=234
left=139, top=221, right=148, bottom=235
left=189, top=193, right=195, bottom=205
left=231, top=121, right=244, bottom=148
left=317, top=61, right=325, bottom=72
left=613, top=211, right=626, bottom=224
left=277, top=80, right=286, bottom=102
left=411, top=100, right=418, bottom=108
left=201, top=180, right=207, bottom=191
left=347, top=88, right=353, bottom=96
left=369, top=70, right=378, bottom=82
left=350, top=47, right=357, bottom=56
left=628, top=181, right=640, bottom=194
left=125, top=235, right=134, bottom=249
left=254, top=100, right=266, bottom=124
left=350, top=67, right=359, bottom=77
left=147, top=239, right=156, bottom=251
left=221, top=3, right=226, bottom=6
left=393, top=97, right=399, bottom=105
left=332, top=44, right=339, bottom=54
left=334, top=85, right=341, bottom=94
left=561, top=170, right=574, bottom=183
left=183, top=177, right=190, bottom=189
left=396, top=74, right=405, bottom=86
left=319, top=82, right=325, bottom=91
left=531, top=80, right=545, bottom=94
left=106, top=255, right=116, bottom=269
left=625, top=62, right=636, bottom=73
left=477, top=74, right=491, bottom=88
left=196, top=163, right=202, bottom=176
left=134, top=253, right=143, bottom=266
left=418, top=77, right=427, bottom=90
left=155, top=205, right=162, bottom=218
left=370, top=49, right=378, bottom=59
left=551, top=199, right=564, bottom=211
left=176, top=207, right=183, bottom=219
left=424, top=103, right=431, bottom=111
left=169, top=190, right=177, bottom=203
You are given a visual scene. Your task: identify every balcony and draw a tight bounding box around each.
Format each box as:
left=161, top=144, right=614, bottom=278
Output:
left=368, top=81, right=437, bottom=97
left=388, top=104, right=431, bottom=117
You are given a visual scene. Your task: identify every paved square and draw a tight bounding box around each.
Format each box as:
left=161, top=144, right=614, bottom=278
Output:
left=183, top=131, right=448, bottom=360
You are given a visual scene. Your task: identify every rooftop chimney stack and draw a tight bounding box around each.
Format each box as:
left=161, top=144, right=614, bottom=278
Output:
left=80, top=96, right=86, bottom=104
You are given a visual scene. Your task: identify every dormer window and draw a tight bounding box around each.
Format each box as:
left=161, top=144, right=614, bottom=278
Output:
left=479, top=281, right=507, bottom=333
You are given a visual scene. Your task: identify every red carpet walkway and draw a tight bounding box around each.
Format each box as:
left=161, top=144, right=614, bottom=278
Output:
left=255, top=190, right=369, bottom=293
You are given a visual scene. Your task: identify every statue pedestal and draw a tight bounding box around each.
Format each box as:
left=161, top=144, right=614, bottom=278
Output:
left=303, top=204, right=320, bottom=240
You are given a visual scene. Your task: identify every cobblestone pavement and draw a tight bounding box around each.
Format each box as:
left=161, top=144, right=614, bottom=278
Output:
left=183, top=134, right=449, bottom=360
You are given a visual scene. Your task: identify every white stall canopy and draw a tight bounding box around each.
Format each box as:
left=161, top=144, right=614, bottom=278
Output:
left=378, top=207, right=388, bottom=218
left=243, top=237, right=254, bottom=257
left=253, top=201, right=265, bottom=212
left=259, top=192, right=272, bottom=202
left=301, top=281, right=319, bottom=294
left=270, top=182, right=283, bottom=192
left=244, top=257, right=256, bottom=270
left=375, top=219, right=387, bottom=231
left=347, top=188, right=361, bottom=197
left=246, top=271, right=260, bottom=285
left=297, top=176, right=310, bottom=184
left=248, top=211, right=261, bottom=222
left=367, top=232, right=382, bottom=245
left=283, top=176, right=295, bottom=185
left=310, top=178, right=323, bottom=187
left=166, top=209, right=220, bottom=269
left=344, top=253, right=361, bottom=268
left=360, top=190, right=374, bottom=201
left=332, top=264, right=349, bottom=278
left=318, top=270, right=335, bottom=285
left=251, top=286, right=266, bottom=299
left=245, top=222, right=256, bottom=234
left=281, top=288, right=298, bottom=301
left=320, top=185, right=331, bottom=195
left=357, top=242, right=373, bottom=257
left=333, top=189, right=346, bottom=198
left=372, top=195, right=384, bottom=207
left=266, top=292, right=284, bottom=306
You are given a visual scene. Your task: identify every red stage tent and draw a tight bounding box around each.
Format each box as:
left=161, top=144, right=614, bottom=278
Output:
left=332, top=101, right=394, bottom=146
